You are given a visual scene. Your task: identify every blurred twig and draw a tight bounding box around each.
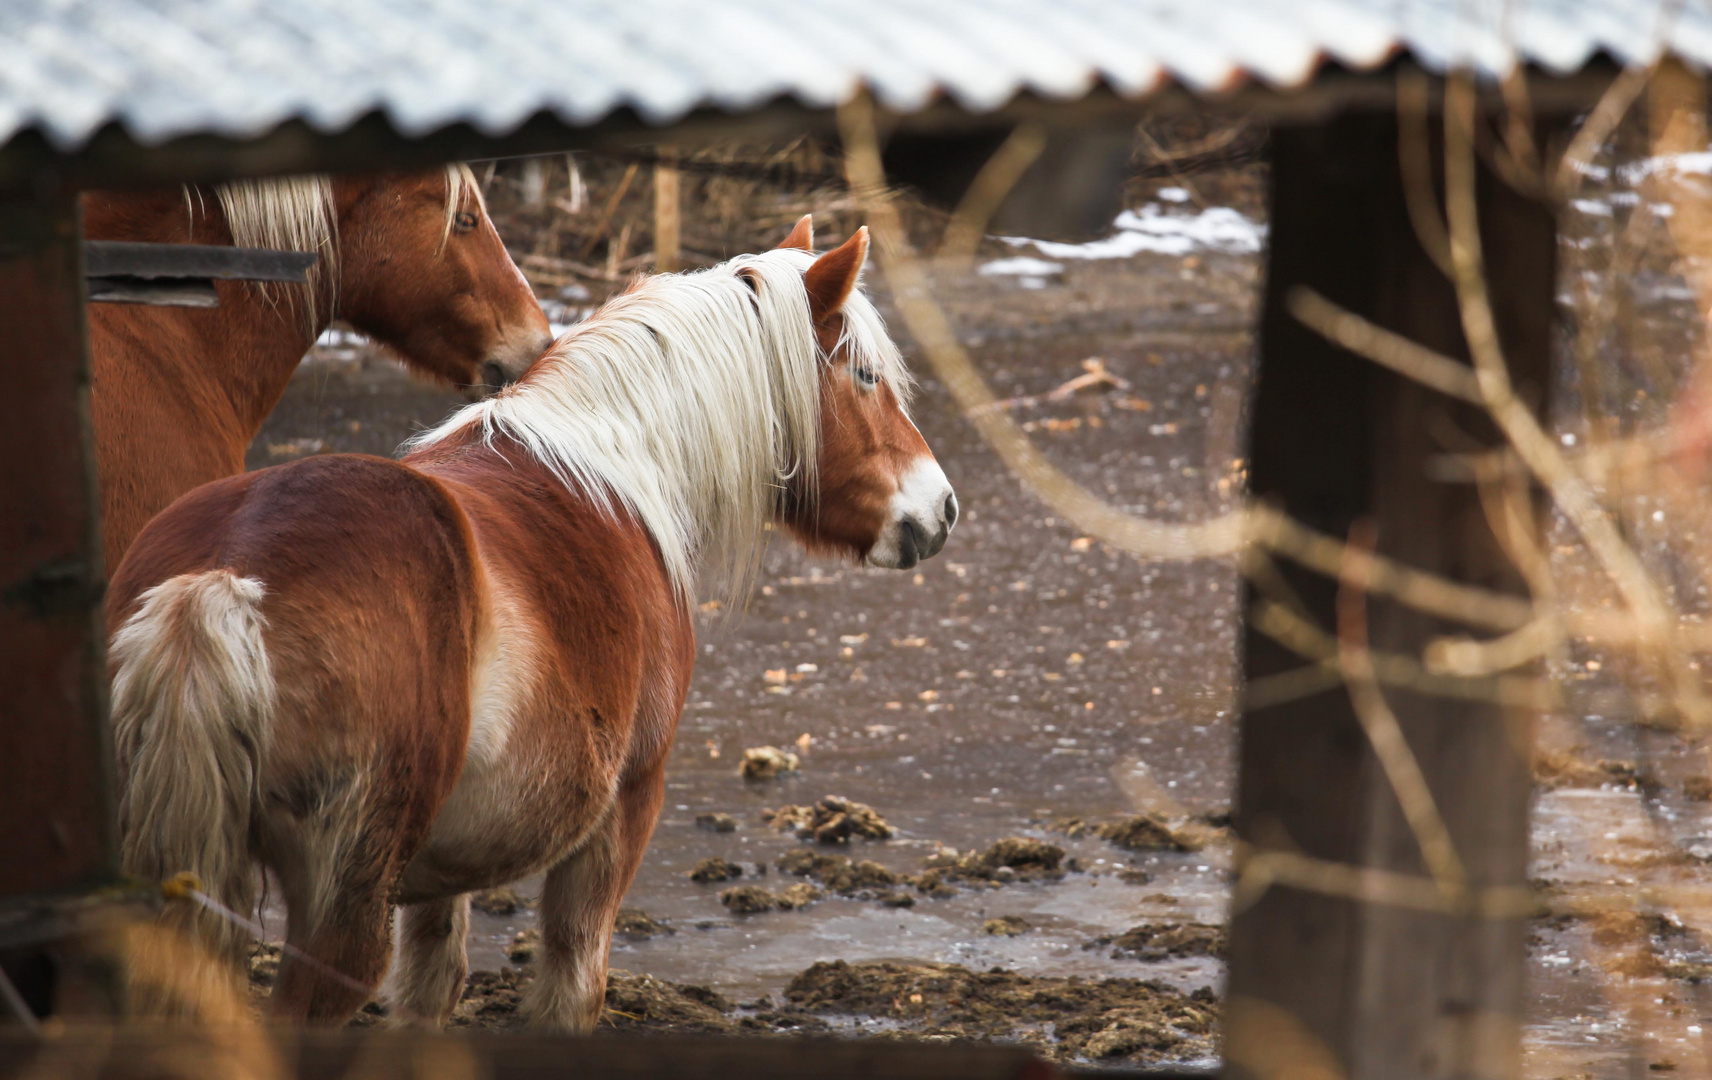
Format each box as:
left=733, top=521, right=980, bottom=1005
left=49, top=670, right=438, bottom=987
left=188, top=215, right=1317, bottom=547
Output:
left=1286, top=287, right=1481, bottom=403
left=1446, top=72, right=1710, bottom=726
left=1250, top=597, right=1556, bottom=709
left=1231, top=845, right=1533, bottom=919
left=1555, top=64, right=1655, bottom=197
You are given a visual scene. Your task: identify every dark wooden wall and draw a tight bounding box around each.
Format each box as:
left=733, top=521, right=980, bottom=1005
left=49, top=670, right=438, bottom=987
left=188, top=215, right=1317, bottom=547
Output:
left=0, top=187, right=113, bottom=904
left=1227, top=114, right=1555, bottom=1078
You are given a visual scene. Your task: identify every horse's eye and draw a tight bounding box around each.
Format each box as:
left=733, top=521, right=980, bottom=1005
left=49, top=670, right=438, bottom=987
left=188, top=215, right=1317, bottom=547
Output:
left=853, top=364, right=880, bottom=388
left=454, top=210, right=479, bottom=232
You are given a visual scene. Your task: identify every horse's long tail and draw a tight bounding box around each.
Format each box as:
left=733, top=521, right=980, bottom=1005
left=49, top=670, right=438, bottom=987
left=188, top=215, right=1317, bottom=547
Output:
left=111, top=570, right=274, bottom=968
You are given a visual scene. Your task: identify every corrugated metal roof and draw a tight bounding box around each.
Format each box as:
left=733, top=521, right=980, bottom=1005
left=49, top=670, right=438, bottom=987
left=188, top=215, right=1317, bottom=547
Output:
left=3, top=0, right=1709, bottom=151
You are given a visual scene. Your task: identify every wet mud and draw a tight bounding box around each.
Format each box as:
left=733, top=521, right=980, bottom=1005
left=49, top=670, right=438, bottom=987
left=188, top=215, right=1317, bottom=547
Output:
left=438, top=956, right=1218, bottom=1067
left=761, top=796, right=895, bottom=843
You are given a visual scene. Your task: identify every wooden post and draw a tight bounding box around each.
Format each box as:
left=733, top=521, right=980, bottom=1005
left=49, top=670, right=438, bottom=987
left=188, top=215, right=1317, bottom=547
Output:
left=1226, top=112, right=1554, bottom=1079
left=0, top=184, right=115, bottom=903
left=654, top=147, right=681, bottom=273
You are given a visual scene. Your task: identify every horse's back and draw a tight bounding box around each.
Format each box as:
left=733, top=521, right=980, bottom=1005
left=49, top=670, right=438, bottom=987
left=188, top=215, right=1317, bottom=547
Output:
left=113, top=453, right=480, bottom=635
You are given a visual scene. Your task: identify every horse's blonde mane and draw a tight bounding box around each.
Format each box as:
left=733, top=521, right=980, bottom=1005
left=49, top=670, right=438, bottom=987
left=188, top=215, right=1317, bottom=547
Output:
left=407, top=247, right=909, bottom=607
left=196, top=164, right=481, bottom=335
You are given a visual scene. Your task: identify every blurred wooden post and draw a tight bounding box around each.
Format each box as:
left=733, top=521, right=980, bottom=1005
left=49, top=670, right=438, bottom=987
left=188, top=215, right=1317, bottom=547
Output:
left=1227, top=110, right=1554, bottom=1079
left=654, top=147, right=681, bottom=273
left=520, top=156, right=547, bottom=209
left=0, top=185, right=114, bottom=902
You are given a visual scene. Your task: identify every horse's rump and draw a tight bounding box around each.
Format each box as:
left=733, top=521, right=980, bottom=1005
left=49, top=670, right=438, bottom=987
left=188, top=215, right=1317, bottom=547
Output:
left=110, top=455, right=484, bottom=963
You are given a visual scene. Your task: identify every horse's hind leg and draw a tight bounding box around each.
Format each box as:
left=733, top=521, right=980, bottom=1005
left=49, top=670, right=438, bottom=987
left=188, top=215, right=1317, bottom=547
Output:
left=270, top=876, right=396, bottom=1022
left=388, top=894, right=470, bottom=1026
left=524, top=764, right=665, bottom=1031
left=267, top=812, right=406, bottom=1023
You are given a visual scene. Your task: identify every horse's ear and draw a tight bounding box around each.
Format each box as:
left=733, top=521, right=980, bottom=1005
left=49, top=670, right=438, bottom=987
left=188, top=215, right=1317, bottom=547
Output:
left=778, top=215, right=814, bottom=251
left=804, top=226, right=868, bottom=323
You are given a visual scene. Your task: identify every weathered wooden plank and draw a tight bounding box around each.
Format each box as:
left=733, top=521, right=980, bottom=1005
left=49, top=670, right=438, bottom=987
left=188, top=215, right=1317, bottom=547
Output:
left=85, top=277, right=219, bottom=307
left=0, top=68, right=1625, bottom=196
left=0, top=188, right=116, bottom=902
left=1227, top=113, right=1552, bottom=1079
left=0, top=1029, right=1066, bottom=1080
left=84, top=241, right=315, bottom=282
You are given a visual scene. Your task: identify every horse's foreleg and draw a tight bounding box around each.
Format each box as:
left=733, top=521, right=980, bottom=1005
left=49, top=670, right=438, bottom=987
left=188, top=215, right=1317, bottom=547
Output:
left=388, top=893, right=470, bottom=1026
left=524, top=763, right=665, bottom=1032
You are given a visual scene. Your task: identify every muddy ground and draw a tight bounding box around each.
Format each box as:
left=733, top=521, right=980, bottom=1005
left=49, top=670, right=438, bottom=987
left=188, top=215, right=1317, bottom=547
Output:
left=238, top=132, right=1712, bottom=1076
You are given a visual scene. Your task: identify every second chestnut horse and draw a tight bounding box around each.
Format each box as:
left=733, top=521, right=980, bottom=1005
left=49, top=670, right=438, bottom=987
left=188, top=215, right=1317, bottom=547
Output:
left=85, top=166, right=553, bottom=567
left=107, top=219, right=956, bottom=1028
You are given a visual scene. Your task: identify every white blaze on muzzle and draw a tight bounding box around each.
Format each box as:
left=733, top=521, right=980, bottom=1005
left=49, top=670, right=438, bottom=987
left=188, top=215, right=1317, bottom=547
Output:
left=867, top=456, right=958, bottom=570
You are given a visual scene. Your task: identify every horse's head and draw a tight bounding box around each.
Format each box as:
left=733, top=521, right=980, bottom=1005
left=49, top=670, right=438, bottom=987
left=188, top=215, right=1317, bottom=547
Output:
left=335, top=167, right=552, bottom=396
left=774, top=217, right=958, bottom=570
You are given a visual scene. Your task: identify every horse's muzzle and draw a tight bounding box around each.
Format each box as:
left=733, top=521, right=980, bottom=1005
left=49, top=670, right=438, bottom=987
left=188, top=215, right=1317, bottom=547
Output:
left=868, top=460, right=957, bottom=570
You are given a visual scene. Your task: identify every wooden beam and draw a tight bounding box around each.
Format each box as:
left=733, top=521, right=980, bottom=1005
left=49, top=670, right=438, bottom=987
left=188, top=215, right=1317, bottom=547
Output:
left=83, top=241, right=318, bottom=307
left=0, top=186, right=116, bottom=902
left=1227, top=114, right=1553, bottom=1080
left=0, top=63, right=1624, bottom=196
left=84, top=278, right=218, bottom=307
left=0, top=1028, right=1067, bottom=1080
left=83, top=241, right=316, bottom=282
left=654, top=147, right=681, bottom=273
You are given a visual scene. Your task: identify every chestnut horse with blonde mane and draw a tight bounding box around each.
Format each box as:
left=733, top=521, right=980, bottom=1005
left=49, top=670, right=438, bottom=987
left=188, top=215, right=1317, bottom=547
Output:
left=107, top=218, right=957, bottom=1028
left=85, top=166, right=552, bottom=568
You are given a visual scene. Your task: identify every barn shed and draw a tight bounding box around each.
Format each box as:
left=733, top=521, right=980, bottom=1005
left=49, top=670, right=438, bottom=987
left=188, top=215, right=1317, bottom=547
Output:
left=3, top=2, right=1710, bottom=1077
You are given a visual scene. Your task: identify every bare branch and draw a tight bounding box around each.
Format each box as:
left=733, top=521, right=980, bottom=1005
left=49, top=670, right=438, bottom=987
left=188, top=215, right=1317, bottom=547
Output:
left=1445, top=71, right=1711, bottom=726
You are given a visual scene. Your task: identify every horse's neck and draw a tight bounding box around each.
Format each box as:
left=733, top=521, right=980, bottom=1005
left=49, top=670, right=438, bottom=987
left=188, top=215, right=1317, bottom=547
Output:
left=199, top=288, right=328, bottom=435
left=84, top=191, right=329, bottom=437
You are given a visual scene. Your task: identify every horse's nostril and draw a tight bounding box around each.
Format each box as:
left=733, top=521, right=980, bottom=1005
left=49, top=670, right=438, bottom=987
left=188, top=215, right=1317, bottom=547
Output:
left=898, top=517, right=926, bottom=569
left=928, top=523, right=948, bottom=558
left=943, top=492, right=959, bottom=530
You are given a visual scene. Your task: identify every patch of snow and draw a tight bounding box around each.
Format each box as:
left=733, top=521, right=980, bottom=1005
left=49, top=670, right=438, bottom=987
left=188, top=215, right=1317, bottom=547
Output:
left=1001, top=203, right=1266, bottom=261
left=979, top=256, right=1065, bottom=277
left=1620, top=152, right=1712, bottom=183
left=1570, top=198, right=1613, bottom=217
left=1156, top=186, right=1192, bottom=203
left=315, top=328, right=367, bottom=348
